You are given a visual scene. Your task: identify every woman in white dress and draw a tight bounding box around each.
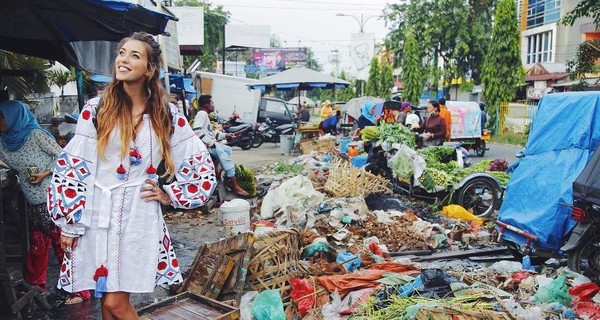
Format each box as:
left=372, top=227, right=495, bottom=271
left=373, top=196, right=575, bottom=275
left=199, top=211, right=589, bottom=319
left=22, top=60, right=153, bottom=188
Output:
left=47, top=32, right=216, bottom=319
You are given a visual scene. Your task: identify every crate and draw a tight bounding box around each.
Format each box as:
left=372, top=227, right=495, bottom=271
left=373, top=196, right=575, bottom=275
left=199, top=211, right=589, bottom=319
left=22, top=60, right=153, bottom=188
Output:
left=246, top=229, right=310, bottom=297
left=137, top=292, right=240, bottom=320
left=324, top=159, right=392, bottom=197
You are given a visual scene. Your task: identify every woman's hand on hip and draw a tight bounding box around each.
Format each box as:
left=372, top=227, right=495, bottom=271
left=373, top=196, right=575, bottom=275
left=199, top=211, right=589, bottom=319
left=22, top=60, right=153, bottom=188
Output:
left=141, top=179, right=173, bottom=206
left=60, top=236, right=79, bottom=259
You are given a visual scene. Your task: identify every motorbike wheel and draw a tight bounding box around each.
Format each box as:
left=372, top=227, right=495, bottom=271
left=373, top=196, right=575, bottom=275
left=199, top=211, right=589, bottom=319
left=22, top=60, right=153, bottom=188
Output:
left=251, top=134, right=263, bottom=148
left=476, top=140, right=486, bottom=157
left=455, top=177, right=499, bottom=218
left=567, top=234, right=600, bottom=281
left=239, top=140, right=253, bottom=150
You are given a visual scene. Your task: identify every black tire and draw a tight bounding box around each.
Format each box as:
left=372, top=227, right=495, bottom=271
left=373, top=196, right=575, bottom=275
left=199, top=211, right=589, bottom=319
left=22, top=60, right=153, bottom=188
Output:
left=251, top=134, right=263, bottom=148
left=455, top=177, right=499, bottom=218
left=476, top=140, right=486, bottom=157
left=240, top=140, right=252, bottom=150
left=567, top=234, right=600, bottom=281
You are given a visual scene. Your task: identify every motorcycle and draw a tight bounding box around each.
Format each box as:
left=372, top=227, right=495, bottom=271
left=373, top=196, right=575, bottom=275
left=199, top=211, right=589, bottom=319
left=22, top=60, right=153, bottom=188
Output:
left=257, top=116, right=297, bottom=144
left=560, top=145, right=600, bottom=280
left=222, top=121, right=258, bottom=150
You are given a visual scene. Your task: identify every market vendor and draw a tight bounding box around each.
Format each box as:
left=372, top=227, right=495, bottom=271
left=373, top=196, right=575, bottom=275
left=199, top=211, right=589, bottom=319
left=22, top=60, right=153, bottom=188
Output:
left=318, top=110, right=341, bottom=135
left=414, top=100, right=446, bottom=147
left=357, top=102, right=380, bottom=130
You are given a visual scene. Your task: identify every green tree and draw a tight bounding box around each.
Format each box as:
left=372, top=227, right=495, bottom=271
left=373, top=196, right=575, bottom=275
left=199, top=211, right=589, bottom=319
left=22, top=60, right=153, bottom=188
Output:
left=365, top=57, right=380, bottom=97
left=401, top=31, right=424, bottom=106
left=481, top=0, right=523, bottom=128
left=47, top=68, right=74, bottom=97
left=561, top=0, right=600, bottom=89
left=0, top=51, right=52, bottom=99
left=175, top=0, right=230, bottom=72
left=379, top=60, right=393, bottom=99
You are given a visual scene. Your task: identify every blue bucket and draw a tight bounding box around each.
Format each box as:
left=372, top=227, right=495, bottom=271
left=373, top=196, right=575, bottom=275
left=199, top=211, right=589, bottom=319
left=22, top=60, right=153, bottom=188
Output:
left=339, top=138, right=351, bottom=153
left=350, top=155, right=368, bottom=168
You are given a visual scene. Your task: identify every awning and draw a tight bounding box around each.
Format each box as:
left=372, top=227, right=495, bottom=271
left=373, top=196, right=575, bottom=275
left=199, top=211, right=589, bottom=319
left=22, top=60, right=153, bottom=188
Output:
left=552, top=78, right=600, bottom=87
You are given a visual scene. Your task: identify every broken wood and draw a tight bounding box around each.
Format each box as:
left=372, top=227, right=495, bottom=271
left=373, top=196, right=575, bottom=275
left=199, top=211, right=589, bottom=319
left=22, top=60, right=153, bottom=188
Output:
left=178, top=245, right=235, bottom=300
left=138, top=291, right=239, bottom=320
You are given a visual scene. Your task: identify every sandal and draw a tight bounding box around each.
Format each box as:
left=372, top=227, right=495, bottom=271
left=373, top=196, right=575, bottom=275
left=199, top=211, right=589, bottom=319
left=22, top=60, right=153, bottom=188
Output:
left=64, top=290, right=91, bottom=305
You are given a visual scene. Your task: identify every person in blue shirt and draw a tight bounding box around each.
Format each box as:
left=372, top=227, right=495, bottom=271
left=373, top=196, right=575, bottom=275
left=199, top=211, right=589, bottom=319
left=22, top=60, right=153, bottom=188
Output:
left=318, top=110, right=341, bottom=135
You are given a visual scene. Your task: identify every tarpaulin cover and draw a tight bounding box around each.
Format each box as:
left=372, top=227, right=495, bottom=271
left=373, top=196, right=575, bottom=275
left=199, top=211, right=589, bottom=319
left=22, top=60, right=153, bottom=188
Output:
left=498, top=92, right=600, bottom=251
left=573, top=143, right=600, bottom=204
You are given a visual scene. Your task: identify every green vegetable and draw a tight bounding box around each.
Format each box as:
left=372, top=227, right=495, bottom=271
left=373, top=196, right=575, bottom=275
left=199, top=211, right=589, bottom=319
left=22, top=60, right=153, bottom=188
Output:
left=273, top=163, right=304, bottom=175
left=361, top=126, right=380, bottom=140
left=377, top=123, right=416, bottom=148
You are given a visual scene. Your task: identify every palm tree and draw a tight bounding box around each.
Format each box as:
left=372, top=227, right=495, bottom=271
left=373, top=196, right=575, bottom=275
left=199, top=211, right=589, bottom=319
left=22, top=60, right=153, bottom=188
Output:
left=46, top=68, right=75, bottom=97
left=0, top=50, right=51, bottom=99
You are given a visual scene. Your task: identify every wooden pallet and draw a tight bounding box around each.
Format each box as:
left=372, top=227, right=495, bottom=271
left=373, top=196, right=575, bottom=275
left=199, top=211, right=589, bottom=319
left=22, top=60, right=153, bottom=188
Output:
left=179, top=245, right=235, bottom=300
left=138, top=292, right=239, bottom=320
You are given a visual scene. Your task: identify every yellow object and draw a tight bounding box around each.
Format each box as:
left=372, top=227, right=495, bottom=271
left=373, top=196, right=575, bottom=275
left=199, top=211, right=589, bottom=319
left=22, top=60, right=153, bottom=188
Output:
left=441, top=205, right=484, bottom=225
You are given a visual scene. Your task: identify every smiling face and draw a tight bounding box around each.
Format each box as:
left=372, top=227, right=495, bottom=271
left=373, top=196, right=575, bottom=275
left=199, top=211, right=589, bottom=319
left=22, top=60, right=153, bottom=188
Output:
left=114, top=39, right=153, bottom=83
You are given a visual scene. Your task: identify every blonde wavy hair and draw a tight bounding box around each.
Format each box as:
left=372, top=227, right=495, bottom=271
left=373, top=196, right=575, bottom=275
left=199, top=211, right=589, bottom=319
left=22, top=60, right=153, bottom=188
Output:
left=96, top=32, right=174, bottom=179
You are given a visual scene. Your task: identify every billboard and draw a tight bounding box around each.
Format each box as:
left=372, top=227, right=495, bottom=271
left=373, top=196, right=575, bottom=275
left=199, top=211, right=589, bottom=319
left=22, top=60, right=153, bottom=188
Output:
left=250, top=47, right=308, bottom=74
left=225, top=25, right=270, bottom=48
left=350, top=33, right=375, bottom=81
left=169, top=7, right=204, bottom=46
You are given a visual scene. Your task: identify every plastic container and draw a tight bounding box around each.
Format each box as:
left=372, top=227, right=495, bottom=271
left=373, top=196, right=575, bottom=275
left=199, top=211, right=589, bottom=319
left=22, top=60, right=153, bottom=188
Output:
left=280, top=135, right=295, bottom=155
left=339, top=138, right=351, bottom=154
left=350, top=154, right=368, bottom=168
left=220, top=199, right=251, bottom=236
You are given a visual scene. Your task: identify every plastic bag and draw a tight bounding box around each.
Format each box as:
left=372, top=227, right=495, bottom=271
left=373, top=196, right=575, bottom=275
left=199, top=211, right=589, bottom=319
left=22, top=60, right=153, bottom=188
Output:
left=534, top=275, right=572, bottom=306
left=398, top=275, right=423, bottom=297
left=252, top=290, right=285, bottom=320
left=336, top=252, right=361, bottom=272
left=240, top=291, right=259, bottom=320
left=417, top=269, right=459, bottom=298
left=441, top=205, right=484, bottom=224
left=321, top=291, right=344, bottom=320
left=290, top=278, right=315, bottom=316
left=569, top=282, right=600, bottom=302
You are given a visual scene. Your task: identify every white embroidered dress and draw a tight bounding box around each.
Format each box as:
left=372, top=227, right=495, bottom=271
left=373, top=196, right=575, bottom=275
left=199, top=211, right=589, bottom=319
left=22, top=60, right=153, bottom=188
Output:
left=47, top=97, right=216, bottom=293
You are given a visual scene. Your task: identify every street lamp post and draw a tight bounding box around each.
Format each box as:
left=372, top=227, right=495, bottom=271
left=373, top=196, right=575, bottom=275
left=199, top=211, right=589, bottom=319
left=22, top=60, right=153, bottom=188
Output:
left=336, top=13, right=381, bottom=33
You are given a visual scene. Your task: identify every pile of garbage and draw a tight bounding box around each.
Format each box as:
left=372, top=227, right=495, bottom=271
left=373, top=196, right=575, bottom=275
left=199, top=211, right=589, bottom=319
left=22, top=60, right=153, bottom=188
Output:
left=216, top=151, right=590, bottom=320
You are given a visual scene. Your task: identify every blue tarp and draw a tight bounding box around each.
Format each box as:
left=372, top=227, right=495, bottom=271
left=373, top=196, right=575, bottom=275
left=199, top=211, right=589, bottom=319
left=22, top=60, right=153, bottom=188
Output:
left=498, top=92, right=600, bottom=251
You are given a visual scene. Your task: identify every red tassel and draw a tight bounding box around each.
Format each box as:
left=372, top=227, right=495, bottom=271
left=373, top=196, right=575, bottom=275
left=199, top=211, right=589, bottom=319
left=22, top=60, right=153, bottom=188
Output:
left=146, top=164, right=157, bottom=175
left=116, top=164, right=126, bottom=174
left=93, top=265, right=108, bottom=281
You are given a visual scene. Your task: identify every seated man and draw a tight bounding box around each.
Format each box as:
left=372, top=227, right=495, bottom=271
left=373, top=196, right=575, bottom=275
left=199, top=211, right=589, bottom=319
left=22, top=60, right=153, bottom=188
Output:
left=193, top=95, right=249, bottom=196
left=319, top=110, right=341, bottom=135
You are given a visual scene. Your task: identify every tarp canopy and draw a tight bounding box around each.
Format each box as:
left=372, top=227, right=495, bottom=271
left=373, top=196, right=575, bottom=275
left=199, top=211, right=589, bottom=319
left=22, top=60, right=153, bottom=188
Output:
left=246, top=66, right=349, bottom=91
left=169, top=74, right=196, bottom=94
left=343, top=96, right=384, bottom=120
left=0, top=0, right=176, bottom=69
left=498, top=92, right=600, bottom=251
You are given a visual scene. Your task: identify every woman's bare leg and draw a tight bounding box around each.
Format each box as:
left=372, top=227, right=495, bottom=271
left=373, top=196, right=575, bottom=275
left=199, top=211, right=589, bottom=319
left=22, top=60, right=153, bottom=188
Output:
left=101, top=292, right=138, bottom=320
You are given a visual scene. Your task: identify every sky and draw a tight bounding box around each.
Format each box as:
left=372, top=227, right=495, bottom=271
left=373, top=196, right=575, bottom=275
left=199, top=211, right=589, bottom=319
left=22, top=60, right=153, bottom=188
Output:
left=206, top=0, right=393, bottom=76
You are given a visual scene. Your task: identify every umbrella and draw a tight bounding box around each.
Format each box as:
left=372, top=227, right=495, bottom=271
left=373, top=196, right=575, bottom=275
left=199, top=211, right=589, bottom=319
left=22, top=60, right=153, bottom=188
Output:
left=247, top=66, right=349, bottom=91
left=286, top=97, right=317, bottom=108
left=0, top=0, right=177, bottom=68
left=343, top=96, right=384, bottom=120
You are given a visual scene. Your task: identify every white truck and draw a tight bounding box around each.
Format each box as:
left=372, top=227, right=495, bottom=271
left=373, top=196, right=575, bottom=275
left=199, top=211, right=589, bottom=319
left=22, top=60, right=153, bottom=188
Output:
left=192, top=71, right=261, bottom=123
left=192, top=71, right=295, bottom=125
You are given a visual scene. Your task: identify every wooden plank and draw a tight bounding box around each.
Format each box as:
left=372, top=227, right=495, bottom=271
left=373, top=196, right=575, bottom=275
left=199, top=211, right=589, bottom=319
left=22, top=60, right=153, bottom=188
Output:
left=206, top=232, right=254, bottom=306
left=181, top=245, right=235, bottom=299
left=138, top=292, right=240, bottom=320
left=413, top=246, right=509, bottom=262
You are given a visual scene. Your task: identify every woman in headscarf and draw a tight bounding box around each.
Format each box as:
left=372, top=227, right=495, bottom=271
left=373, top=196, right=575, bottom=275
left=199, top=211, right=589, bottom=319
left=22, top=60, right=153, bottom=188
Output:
left=320, top=100, right=333, bottom=119
left=0, top=95, right=90, bottom=304
left=357, top=102, right=380, bottom=129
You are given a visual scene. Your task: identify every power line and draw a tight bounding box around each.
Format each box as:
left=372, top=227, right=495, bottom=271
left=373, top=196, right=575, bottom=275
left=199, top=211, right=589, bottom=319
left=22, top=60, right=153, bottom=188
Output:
left=212, top=4, right=382, bottom=11
left=272, top=0, right=384, bottom=7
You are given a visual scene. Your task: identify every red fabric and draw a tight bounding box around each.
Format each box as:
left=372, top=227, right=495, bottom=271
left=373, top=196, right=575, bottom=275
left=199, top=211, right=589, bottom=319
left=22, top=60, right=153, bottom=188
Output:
left=366, top=262, right=421, bottom=275
left=569, top=282, right=600, bottom=302
left=24, top=228, right=63, bottom=290
left=318, top=270, right=386, bottom=295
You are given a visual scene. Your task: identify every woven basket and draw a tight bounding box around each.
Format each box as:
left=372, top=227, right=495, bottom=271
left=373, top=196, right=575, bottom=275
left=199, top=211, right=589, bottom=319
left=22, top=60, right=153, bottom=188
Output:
left=299, top=139, right=316, bottom=154
left=416, top=306, right=513, bottom=320
left=324, top=159, right=391, bottom=197
left=316, top=139, right=335, bottom=153
left=246, top=229, right=309, bottom=296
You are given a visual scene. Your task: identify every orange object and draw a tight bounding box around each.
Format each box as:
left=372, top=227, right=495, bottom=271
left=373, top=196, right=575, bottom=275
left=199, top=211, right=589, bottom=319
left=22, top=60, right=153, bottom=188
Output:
left=366, top=262, right=421, bottom=275
left=318, top=270, right=386, bottom=295
left=348, top=144, right=360, bottom=157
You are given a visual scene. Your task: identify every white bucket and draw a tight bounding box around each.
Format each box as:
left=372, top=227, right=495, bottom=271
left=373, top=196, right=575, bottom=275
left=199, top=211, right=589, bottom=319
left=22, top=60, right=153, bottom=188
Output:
left=220, top=199, right=251, bottom=236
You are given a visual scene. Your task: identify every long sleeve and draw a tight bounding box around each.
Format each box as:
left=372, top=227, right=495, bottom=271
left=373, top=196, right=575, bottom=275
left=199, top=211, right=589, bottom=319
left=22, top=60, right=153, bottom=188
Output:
left=31, top=130, right=63, bottom=171
left=192, top=110, right=227, bottom=147
left=47, top=99, right=99, bottom=237
left=164, top=112, right=217, bottom=209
